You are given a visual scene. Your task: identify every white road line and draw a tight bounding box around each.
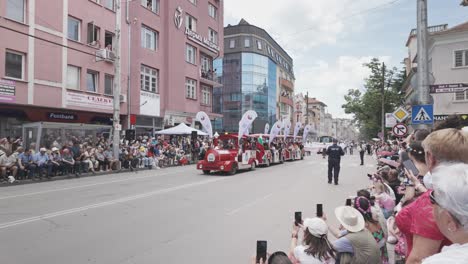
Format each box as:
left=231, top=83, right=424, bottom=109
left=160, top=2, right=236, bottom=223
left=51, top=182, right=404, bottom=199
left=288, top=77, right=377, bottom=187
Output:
left=226, top=193, right=273, bottom=216
left=0, top=171, right=179, bottom=200
left=0, top=177, right=226, bottom=230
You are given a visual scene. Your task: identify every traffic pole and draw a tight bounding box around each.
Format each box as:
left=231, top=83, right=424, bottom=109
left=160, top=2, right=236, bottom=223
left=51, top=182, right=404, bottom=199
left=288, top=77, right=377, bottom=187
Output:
left=415, top=0, right=432, bottom=131
left=112, top=0, right=122, bottom=168
left=381, top=62, right=385, bottom=141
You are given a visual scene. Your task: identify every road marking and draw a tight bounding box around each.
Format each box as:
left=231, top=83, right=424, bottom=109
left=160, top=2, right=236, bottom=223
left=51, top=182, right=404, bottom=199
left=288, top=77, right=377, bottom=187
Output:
left=0, top=171, right=180, bottom=201
left=0, top=177, right=226, bottom=230
left=226, top=193, right=273, bottom=216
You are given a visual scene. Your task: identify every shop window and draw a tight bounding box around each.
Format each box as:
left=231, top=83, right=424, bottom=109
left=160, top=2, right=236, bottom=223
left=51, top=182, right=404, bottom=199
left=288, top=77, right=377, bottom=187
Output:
left=140, top=65, right=158, bottom=93
left=86, top=70, right=99, bottom=92
left=6, top=0, right=25, bottom=23
left=186, top=78, right=197, bottom=99
left=67, top=65, right=81, bottom=90
left=104, top=74, right=113, bottom=95
left=5, top=50, right=25, bottom=80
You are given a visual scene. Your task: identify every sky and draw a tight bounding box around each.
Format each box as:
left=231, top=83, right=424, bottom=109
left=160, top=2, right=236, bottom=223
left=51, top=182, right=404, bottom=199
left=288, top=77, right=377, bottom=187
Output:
left=223, top=0, right=468, bottom=118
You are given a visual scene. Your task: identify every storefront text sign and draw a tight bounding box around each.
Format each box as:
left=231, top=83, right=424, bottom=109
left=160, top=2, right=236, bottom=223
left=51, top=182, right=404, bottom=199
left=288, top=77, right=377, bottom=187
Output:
left=66, top=91, right=113, bottom=111
left=0, top=79, right=16, bottom=103
left=185, top=28, right=220, bottom=53
left=47, top=112, right=78, bottom=121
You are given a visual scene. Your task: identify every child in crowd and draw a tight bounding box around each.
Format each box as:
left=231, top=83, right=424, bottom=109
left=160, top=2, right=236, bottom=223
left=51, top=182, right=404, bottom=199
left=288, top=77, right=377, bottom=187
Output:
left=373, top=182, right=395, bottom=219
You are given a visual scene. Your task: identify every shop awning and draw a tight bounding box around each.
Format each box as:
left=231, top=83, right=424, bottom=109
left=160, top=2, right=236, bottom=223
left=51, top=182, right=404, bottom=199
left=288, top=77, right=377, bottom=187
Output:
left=154, top=123, right=208, bottom=136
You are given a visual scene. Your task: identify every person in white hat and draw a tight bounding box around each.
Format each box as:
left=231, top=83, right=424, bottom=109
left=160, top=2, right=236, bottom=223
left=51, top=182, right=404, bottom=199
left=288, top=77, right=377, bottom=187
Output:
left=290, top=217, right=336, bottom=263
left=33, top=147, right=53, bottom=179
left=50, top=147, right=63, bottom=177
left=327, top=206, right=382, bottom=264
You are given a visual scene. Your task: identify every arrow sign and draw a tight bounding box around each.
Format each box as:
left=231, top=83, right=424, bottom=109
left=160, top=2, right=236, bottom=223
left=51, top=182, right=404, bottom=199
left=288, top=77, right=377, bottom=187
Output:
left=392, top=123, right=408, bottom=137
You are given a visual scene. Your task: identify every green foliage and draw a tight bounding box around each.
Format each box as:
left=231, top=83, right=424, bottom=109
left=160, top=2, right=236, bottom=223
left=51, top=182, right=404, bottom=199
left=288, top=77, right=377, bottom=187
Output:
left=342, top=58, right=406, bottom=139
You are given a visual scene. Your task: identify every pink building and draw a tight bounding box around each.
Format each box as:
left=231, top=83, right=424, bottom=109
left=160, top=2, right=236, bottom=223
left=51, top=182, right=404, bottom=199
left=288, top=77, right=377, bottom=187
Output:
left=0, top=0, right=223, bottom=137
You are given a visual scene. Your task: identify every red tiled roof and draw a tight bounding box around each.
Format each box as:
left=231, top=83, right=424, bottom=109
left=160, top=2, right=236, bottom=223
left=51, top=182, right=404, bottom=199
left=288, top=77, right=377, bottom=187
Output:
left=307, top=98, right=327, bottom=107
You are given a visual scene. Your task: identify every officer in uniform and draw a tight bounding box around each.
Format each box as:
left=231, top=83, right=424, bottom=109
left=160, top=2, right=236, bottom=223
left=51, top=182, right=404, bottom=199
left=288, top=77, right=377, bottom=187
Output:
left=326, top=139, right=345, bottom=185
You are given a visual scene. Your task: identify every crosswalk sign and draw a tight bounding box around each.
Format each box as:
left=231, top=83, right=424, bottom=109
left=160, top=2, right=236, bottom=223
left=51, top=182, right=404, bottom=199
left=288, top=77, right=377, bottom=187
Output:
left=412, top=105, right=433, bottom=125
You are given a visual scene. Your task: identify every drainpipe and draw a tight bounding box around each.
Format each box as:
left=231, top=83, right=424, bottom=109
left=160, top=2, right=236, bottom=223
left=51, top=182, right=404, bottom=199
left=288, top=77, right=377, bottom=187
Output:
left=126, top=0, right=131, bottom=129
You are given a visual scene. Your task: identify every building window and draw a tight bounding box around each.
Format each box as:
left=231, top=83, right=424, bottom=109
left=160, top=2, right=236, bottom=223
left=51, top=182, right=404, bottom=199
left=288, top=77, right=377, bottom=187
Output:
left=455, top=91, right=467, bottom=101
left=186, top=44, right=197, bottom=64
left=86, top=70, right=99, bottom=92
left=454, top=50, right=468, bottom=68
left=87, top=23, right=100, bottom=45
left=104, top=74, right=113, bottom=95
left=140, top=65, right=158, bottom=93
left=208, top=28, right=218, bottom=44
left=67, top=16, right=81, bottom=41
left=66, top=65, right=80, bottom=90
left=5, top=50, right=25, bottom=80
left=141, top=25, right=158, bottom=50
left=201, top=86, right=211, bottom=105
left=188, top=0, right=197, bottom=5
left=229, top=39, right=236, bottom=49
left=141, top=0, right=159, bottom=13
left=105, top=31, right=114, bottom=50
left=257, top=40, right=262, bottom=50
left=6, top=0, right=25, bottom=23
left=186, top=78, right=197, bottom=99
left=103, top=0, right=115, bottom=10
left=208, top=4, right=217, bottom=19
left=244, top=38, right=251, bottom=48
left=185, top=14, right=197, bottom=32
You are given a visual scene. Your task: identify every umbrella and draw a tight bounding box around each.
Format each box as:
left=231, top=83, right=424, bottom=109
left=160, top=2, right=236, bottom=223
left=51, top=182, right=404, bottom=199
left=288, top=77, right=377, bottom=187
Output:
left=154, top=123, right=208, bottom=136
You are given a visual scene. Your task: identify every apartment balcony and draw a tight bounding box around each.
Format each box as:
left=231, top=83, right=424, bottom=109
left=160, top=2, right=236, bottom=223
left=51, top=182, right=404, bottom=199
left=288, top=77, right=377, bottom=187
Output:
left=280, top=95, right=293, bottom=106
left=200, top=70, right=222, bottom=87
left=280, top=77, right=294, bottom=91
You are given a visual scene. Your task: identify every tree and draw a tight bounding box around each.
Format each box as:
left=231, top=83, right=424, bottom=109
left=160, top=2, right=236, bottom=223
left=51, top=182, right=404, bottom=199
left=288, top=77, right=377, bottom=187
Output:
left=342, top=58, right=406, bottom=139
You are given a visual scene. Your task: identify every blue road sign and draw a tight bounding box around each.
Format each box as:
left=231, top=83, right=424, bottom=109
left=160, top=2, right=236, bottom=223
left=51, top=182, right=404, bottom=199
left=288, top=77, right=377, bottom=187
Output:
left=412, top=105, right=433, bottom=125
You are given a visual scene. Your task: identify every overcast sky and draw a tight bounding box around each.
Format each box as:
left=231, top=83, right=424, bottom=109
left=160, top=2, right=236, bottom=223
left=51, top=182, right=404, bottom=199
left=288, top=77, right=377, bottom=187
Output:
left=223, top=0, right=467, bottom=118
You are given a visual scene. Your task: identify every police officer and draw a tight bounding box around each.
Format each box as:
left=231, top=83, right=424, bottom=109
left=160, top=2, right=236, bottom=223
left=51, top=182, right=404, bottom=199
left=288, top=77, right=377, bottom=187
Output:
left=326, top=139, right=345, bottom=185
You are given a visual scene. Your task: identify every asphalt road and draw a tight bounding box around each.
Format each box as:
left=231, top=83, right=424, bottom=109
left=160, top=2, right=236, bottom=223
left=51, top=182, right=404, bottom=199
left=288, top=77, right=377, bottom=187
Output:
left=0, top=153, right=376, bottom=264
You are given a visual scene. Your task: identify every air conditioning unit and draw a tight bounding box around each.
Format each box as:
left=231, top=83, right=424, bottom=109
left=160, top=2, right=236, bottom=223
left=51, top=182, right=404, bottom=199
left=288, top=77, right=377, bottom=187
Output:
left=119, top=94, right=127, bottom=103
left=95, top=49, right=116, bottom=63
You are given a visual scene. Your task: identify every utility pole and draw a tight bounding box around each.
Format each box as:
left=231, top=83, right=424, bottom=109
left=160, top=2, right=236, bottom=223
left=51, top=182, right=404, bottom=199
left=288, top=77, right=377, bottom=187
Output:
left=305, top=92, right=309, bottom=125
left=381, top=62, right=385, bottom=141
left=112, top=0, right=122, bottom=164
left=415, top=0, right=432, bottom=130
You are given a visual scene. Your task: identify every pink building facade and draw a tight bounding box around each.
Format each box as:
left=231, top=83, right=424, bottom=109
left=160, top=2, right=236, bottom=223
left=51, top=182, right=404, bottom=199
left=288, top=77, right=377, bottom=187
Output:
left=0, top=0, right=223, bottom=137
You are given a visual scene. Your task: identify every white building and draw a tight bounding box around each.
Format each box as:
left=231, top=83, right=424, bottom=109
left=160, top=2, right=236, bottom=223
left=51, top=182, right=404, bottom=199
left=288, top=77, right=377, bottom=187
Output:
left=404, top=22, right=468, bottom=120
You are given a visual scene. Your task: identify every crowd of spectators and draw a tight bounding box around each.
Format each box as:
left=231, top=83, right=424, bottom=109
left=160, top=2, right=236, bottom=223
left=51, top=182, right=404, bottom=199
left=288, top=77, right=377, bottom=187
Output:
left=0, top=134, right=210, bottom=183
left=252, top=115, right=468, bottom=264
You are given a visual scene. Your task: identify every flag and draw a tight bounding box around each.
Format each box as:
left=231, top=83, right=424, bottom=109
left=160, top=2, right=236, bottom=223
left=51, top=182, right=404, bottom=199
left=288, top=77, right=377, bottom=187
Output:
left=195, top=111, right=213, bottom=138
left=269, top=120, right=283, bottom=145
left=238, top=110, right=258, bottom=139
left=293, top=122, right=302, bottom=139
left=283, top=120, right=291, bottom=135
left=303, top=124, right=312, bottom=143
left=264, top=123, right=270, bottom=135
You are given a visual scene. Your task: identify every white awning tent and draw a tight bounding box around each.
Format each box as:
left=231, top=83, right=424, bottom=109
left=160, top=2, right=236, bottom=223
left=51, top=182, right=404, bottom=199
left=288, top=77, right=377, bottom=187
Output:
left=154, top=123, right=208, bottom=136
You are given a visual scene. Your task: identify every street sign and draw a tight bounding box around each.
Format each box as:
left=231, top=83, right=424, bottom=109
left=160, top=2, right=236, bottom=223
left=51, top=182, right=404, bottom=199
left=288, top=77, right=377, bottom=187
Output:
left=392, top=107, right=410, bottom=122
left=392, top=123, right=408, bottom=137
left=412, top=105, right=433, bottom=125
left=385, top=113, right=397, bottom=128
left=114, top=124, right=122, bottom=131
left=430, top=83, right=468, bottom=93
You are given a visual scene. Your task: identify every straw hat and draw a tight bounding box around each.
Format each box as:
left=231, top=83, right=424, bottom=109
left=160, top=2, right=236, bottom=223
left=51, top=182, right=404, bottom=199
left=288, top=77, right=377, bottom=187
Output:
left=334, top=206, right=365, bottom=233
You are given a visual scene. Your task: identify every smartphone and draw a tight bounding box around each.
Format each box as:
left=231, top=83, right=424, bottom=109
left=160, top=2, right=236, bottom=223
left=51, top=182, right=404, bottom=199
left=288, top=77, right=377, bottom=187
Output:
left=345, top=199, right=352, bottom=206
left=316, top=204, right=323, bottom=217
left=403, top=159, right=420, bottom=176
left=294, top=211, right=302, bottom=226
left=256, top=240, right=267, bottom=263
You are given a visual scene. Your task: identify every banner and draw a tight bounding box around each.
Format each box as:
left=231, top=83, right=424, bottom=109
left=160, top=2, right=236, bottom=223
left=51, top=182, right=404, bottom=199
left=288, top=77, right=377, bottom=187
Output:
left=303, top=124, right=312, bottom=143
left=238, top=110, right=258, bottom=139
left=293, top=122, right=302, bottom=139
left=264, top=123, right=270, bottom=135
left=196, top=111, right=213, bottom=138
left=283, top=119, right=291, bottom=136
left=269, top=120, right=283, bottom=145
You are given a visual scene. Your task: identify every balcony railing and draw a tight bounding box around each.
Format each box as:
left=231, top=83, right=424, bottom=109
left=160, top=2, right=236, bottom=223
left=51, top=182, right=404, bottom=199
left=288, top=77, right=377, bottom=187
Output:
left=409, top=24, right=448, bottom=36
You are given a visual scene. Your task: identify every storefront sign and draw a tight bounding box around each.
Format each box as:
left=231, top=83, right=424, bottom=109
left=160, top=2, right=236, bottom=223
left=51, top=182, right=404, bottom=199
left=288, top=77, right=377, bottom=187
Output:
left=65, top=91, right=113, bottom=111
left=0, top=79, right=16, bottom=103
left=140, top=91, right=160, bottom=117
left=430, top=83, right=468, bottom=93
left=185, top=28, right=220, bottom=53
left=47, top=112, right=78, bottom=121
left=434, top=114, right=468, bottom=121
